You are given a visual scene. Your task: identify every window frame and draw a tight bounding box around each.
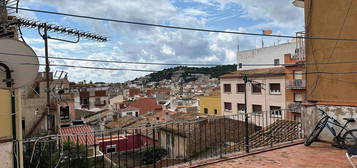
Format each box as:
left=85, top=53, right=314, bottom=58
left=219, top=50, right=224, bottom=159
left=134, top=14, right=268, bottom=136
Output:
left=106, top=144, right=117, bottom=153
left=224, top=102, right=232, bottom=112
left=251, top=83, right=262, bottom=94
left=236, top=83, right=246, bottom=93
left=223, top=84, right=232, bottom=93
left=269, top=83, right=281, bottom=95
left=252, top=104, right=262, bottom=114
left=204, top=108, right=208, bottom=114
left=270, top=106, right=282, bottom=116
left=237, top=103, right=245, bottom=113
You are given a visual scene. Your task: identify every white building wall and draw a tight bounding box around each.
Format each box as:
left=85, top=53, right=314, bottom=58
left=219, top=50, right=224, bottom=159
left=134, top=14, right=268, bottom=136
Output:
left=237, top=42, right=296, bottom=70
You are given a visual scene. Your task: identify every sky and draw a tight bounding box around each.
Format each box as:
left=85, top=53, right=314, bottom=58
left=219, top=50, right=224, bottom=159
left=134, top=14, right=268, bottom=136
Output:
left=17, top=0, right=304, bottom=83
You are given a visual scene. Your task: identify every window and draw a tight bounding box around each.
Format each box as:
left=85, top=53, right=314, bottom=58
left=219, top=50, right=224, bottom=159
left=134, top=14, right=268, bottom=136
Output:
left=224, top=102, right=232, bottom=111
left=204, top=108, right=208, bottom=114
left=214, top=109, right=218, bottom=115
left=60, top=106, right=70, bottom=120
left=236, top=84, right=245, bottom=93
left=293, top=70, right=303, bottom=80
left=237, top=103, right=245, bottom=113
left=22, top=119, right=25, bottom=130
left=80, top=98, right=89, bottom=105
left=95, top=98, right=101, bottom=104
left=223, top=84, right=231, bottom=92
left=270, top=106, right=282, bottom=116
left=252, top=84, right=262, bottom=93
left=269, top=83, right=281, bottom=94
left=126, top=112, right=133, bottom=116
left=274, top=59, right=280, bottom=66
left=294, top=93, right=304, bottom=102
left=252, top=104, right=262, bottom=113
left=106, top=145, right=116, bottom=153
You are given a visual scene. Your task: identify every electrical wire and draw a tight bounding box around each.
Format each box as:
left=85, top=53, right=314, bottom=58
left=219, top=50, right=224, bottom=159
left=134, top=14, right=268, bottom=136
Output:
left=4, top=6, right=357, bottom=42
left=3, top=59, right=357, bottom=76
left=0, top=60, right=158, bottom=72
left=4, top=51, right=357, bottom=67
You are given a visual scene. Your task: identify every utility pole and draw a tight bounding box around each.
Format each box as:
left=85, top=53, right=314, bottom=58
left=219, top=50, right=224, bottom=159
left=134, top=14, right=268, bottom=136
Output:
left=243, top=74, right=249, bottom=153
left=18, top=18, right=107, bottom=134
left=43, top=23, right=53, bottom=133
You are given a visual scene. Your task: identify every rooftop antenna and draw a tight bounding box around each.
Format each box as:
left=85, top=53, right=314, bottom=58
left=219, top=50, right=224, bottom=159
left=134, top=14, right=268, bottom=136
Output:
left=14, top=18, right=108, bottom=134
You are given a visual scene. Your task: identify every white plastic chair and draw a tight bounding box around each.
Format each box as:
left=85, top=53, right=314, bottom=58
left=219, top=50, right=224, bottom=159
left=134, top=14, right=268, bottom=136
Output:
left=346, top=148, right=357, bottom=168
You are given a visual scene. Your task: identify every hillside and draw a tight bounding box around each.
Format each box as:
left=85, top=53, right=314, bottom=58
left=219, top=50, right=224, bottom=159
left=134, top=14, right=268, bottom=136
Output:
left=140, top=65, right=237, bottom=83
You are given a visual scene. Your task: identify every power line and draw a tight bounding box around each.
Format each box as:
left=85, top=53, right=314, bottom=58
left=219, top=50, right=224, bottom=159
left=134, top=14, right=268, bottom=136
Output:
left=3, top=60, right=357, bottom=76
left=5, top=6, right=357, bottom=42
left=0, top=52, right=221, bottom=67
left=0, top=61, right=158, bottom=72
left=3, top=52, right=357, bottom=67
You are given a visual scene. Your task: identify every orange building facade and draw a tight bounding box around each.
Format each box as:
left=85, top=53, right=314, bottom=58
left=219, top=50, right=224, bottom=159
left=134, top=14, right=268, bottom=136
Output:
left=284, top=53, right=305, bottom=120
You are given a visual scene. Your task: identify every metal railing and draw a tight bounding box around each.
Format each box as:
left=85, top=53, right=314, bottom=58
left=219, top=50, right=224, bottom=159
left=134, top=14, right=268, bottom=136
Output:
left=18, top=109, right=302, bottom=168
left=286, top=79, right=306, bottom=89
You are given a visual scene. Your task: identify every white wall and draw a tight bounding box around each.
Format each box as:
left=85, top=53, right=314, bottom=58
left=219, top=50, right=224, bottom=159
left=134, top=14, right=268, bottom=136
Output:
left=237, top=42, right=296, bottom=70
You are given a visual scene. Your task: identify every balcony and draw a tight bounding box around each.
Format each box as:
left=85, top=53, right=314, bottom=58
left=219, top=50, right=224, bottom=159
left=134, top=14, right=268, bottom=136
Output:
left=19, top=109, right=302, bottom=168
left=286, top=79, right=306, bottom=89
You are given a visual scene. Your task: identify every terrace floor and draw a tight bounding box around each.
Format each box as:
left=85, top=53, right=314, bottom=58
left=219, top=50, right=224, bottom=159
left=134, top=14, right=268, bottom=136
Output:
left=199, top=142, right=351, bottom=168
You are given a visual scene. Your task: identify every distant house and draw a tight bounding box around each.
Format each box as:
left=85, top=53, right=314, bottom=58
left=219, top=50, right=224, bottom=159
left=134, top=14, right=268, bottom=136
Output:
left=116, top=98, right=163, bottom=116
left=59, top=125, right=97, bottom=156
left=199, top=88, right=221, bottom=115
left=97, top=134, right=156, bottom=154
left=158, top=118, right=260, bottom=159
left=73, top=86, right=109, bottom=110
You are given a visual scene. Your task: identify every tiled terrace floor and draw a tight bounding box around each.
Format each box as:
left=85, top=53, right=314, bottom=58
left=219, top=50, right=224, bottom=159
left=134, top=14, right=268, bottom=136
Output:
left=201, top=142, right=351, bottom=168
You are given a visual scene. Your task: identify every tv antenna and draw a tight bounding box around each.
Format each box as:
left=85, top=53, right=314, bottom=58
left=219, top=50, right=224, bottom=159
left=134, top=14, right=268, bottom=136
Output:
left=8, top=17, right=108, bottom=134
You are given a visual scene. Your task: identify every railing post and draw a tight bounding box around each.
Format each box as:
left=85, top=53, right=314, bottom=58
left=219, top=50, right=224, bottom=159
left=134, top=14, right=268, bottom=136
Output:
left=152, top=125, right=156, bottom=168
left=243, top=74, right=250, bottom=153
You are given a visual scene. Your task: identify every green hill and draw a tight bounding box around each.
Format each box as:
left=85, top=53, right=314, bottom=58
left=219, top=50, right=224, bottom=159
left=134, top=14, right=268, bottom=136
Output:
left=143, top=65, right=237, bottom=83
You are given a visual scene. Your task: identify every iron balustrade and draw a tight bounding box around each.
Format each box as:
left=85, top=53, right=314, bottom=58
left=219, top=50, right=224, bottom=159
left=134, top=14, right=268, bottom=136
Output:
left=18, top=108, right=303, bottom=168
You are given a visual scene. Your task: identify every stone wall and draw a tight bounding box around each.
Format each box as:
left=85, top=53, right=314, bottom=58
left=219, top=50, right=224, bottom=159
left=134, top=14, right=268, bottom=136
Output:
left=302, top=104, right=357, bottom=142
left=0, top=141, right=13, bottom=168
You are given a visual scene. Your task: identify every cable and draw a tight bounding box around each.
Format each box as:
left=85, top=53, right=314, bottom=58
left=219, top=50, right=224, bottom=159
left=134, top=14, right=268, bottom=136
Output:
left=4, top=6, right=357, bottom=42
left=0, top=52, right=221, bottom=67
left=4, top=51, right=357, bottom=67
left=0, top=60, right=158, bottom=72
left=4, top=59, right=357, bottom=76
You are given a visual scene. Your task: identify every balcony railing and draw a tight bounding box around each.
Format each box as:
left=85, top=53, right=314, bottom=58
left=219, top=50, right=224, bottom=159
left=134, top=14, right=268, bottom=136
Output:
left=18, top=109, right=302, bottom=168
left=286, top=79, right=306, bottom=89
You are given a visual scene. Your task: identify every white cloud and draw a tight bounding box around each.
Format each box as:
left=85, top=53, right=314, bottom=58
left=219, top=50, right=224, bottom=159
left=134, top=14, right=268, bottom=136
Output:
left=19, top=0, right=303, bottom=82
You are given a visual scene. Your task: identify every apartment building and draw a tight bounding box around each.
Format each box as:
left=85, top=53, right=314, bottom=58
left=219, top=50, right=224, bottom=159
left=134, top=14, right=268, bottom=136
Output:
left=294, top=0, right=357, bottom=142
left=74, top=86, right=109, bottom=110
left=284, top=53, right=305, bottom=120
left=237, top=42, right=296, bottom=70
left=220, top=67, right=286, bottom=118
left=199, top=89, right=222, bottom=115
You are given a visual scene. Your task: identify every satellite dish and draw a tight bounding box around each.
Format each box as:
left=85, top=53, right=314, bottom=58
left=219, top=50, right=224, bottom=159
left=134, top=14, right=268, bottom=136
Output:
left=0, top=39, right=39, bottom=89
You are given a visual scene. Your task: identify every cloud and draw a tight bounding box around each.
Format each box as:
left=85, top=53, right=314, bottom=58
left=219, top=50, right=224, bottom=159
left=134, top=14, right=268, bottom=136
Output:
left=19, top=0, right=303, bottom=83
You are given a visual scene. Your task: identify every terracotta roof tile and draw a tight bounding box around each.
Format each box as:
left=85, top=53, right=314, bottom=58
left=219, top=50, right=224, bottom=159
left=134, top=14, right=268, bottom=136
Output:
left=59, top=125, right=96, bottom=145
left=122, top=98, right=163, bottom=115
left=220, top=67, right=285, bottom=79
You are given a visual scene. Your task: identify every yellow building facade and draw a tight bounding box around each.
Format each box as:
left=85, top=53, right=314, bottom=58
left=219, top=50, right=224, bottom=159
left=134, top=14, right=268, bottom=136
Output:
left=199, top=95, right=222, bottom=115
left=0, top=89, right=12, bottom=140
